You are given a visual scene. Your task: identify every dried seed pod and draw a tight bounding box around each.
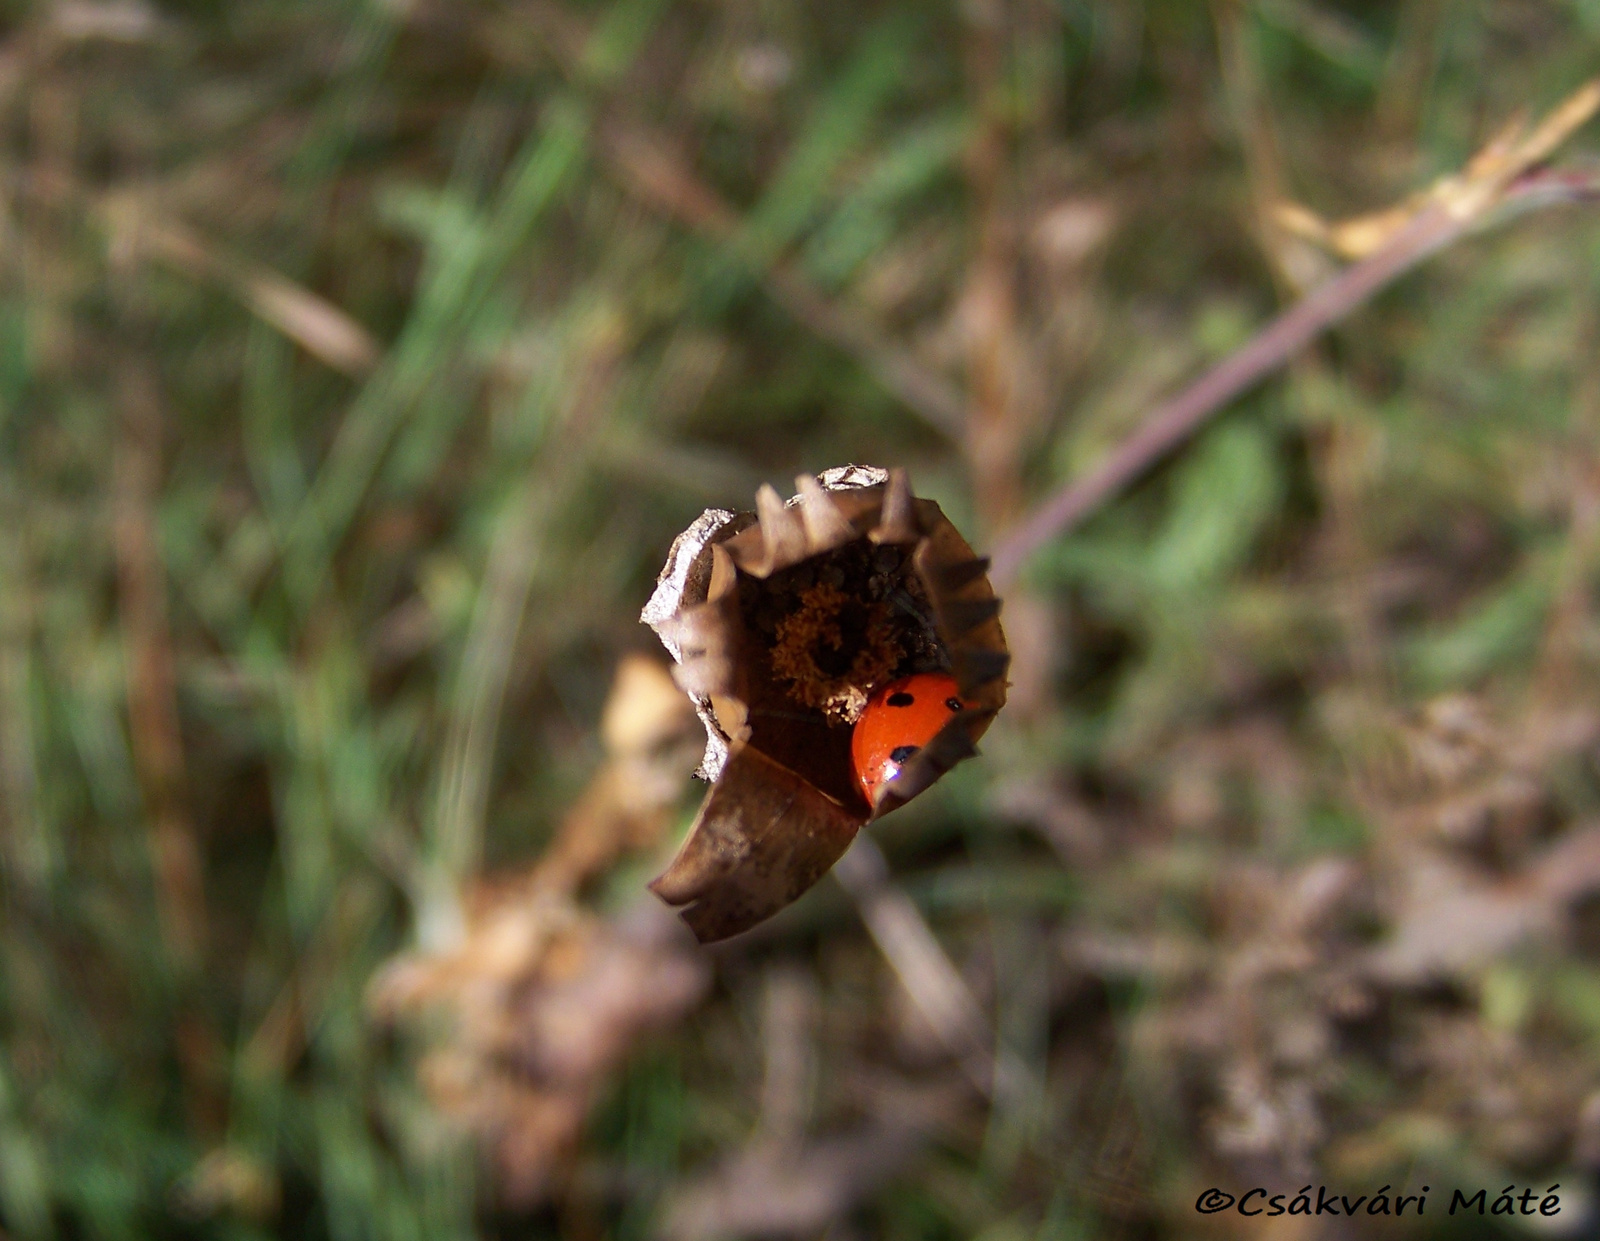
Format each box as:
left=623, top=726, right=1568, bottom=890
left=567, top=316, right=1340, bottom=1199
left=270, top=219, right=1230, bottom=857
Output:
left=641, top=466, right=1009, bottom=942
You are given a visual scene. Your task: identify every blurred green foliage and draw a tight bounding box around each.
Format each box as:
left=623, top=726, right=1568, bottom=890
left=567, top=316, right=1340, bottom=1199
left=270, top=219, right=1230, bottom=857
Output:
left=3, top=0, right=1600, bottom=1237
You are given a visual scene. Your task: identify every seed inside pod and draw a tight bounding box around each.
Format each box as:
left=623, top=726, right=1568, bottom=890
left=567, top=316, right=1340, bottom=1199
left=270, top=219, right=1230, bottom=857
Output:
left=640, top=466, right=1009, bottom=942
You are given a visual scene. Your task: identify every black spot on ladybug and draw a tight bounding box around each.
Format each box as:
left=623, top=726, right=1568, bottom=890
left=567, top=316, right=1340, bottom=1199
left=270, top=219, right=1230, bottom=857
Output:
left=945, top=697, right=963, bottom=712
left=887, top=691, right=915, bottom=707
left=889, top=745, right=920, bottom=764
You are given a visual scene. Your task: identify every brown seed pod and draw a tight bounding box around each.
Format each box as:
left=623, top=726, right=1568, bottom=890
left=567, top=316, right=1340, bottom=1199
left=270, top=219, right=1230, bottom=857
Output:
left=641, top=466, right=1009, bottom=942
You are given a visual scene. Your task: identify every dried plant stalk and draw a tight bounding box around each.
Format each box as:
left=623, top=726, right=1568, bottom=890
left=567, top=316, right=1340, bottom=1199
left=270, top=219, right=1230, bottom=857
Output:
left=643, top=466, right=1009, bottom=942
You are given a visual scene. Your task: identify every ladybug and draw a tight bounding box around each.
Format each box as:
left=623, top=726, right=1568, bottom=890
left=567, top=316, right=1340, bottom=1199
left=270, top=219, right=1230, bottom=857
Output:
left=851, top=673, right=964, bottom=805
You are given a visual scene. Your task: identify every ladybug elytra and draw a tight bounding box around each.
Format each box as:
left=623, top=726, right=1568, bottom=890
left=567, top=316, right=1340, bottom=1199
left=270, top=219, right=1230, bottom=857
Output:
left=851, top=673, right=964, bottom=805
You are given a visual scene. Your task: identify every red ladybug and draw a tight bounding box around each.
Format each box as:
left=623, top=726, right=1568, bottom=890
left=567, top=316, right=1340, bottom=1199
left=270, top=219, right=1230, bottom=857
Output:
left=851, top=673, right=965, bottom=805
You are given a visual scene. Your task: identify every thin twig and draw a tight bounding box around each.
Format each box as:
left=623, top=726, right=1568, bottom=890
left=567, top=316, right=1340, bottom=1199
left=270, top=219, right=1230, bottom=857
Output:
left=113, top=360, right=206, bottom=967
left=832, top=835, right=1001, bottom=1098
left=959, top=0, right=1027, bottom=530
left=97, top=198, right=380, bottom=377
left=143, top=221, right=380, bottom=377
left=113, top=357, right=225, bottom=1139
left=989, top=168, right=1600, bottom=589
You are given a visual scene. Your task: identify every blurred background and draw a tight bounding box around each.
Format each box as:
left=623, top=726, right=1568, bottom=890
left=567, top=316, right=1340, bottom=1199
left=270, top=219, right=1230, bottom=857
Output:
left=5, top=0, right=1600, bottom=1237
